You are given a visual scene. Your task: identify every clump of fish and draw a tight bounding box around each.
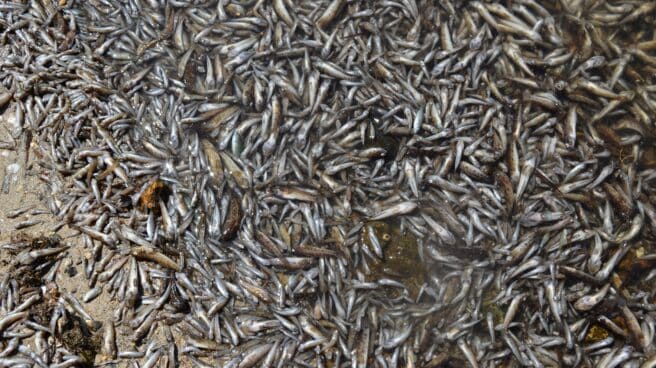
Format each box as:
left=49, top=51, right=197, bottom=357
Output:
left=1, top=0, right=656, bottom=366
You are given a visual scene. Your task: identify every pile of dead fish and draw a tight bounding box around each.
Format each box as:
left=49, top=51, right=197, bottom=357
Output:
left=2, top=0, right=656, bottom=366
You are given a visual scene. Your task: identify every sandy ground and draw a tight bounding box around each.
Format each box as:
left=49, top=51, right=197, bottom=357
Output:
left=0, top=104, right=183, bottom=367
left=0, top=103, right=115, bottom=362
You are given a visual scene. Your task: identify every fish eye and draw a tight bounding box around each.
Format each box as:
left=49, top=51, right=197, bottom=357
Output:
left=382, top=233, right=391, bottom=241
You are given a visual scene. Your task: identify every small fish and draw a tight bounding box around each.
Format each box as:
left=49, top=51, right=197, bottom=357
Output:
left=369, top=201, right=418, bottom=220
